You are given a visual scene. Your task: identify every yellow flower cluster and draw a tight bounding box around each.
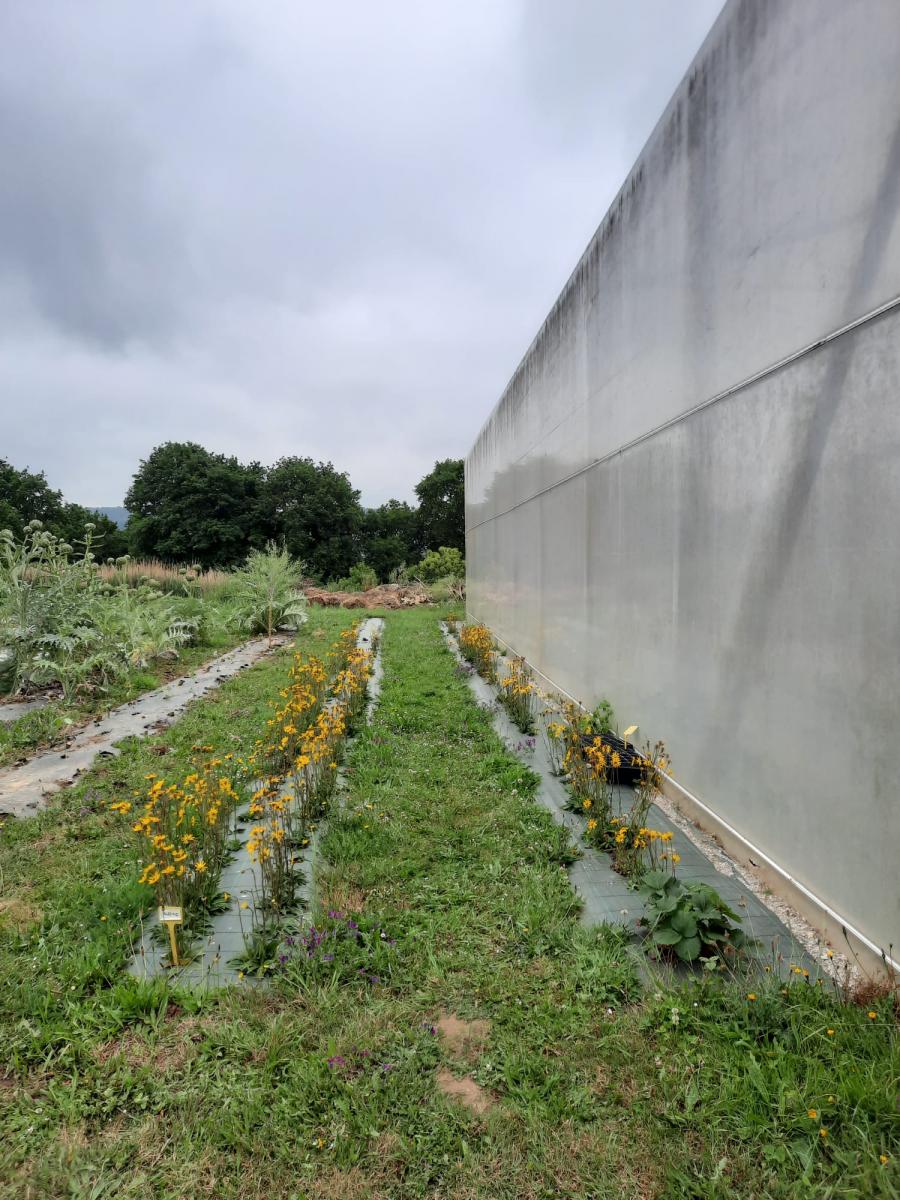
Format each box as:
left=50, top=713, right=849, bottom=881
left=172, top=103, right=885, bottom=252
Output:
left=246, top=626, right=371, bottom=920
left=126, top=761, right=243, bottom=949
left=332, top=645, right=374, bottom=725
left=498, top=656, right=536, bottom=732
left=459, top=623, right=496, bottom=681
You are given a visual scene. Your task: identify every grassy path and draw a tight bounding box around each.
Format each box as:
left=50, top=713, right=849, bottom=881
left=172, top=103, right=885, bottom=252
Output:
left=0, top=609, right=896, bottom=1199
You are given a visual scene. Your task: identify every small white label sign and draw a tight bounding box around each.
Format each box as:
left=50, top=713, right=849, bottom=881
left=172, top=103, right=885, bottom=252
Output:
left=158, top=905, right=184, bottom=924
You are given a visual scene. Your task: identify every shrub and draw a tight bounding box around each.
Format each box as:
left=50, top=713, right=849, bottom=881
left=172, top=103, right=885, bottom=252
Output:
left=425, top=575, right=465, bottom=603
left=347, top=563, right=378, bottom=592
left=328, top=563, right=379, bottom=593
left=416, top=546, right=464, bottom=583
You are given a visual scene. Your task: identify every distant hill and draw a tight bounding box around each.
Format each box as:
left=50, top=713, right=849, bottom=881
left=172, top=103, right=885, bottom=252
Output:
left=92, top=507, right=129, bottom=529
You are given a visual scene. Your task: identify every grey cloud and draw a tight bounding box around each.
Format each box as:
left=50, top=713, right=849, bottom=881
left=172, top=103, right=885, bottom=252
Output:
left=0, top=0, right=723, bottom=506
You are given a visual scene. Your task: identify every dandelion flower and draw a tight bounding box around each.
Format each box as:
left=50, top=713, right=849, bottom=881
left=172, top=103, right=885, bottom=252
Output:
left=826, top=1028, right=835, bottom=1036
left=747, top=993, right=757, bottom=1002
left=808, top=1109, right=818, bottom=1119
left=868, top=1011, right=878, bottom=1020
left=819, top=1128, right=828, bottom=1139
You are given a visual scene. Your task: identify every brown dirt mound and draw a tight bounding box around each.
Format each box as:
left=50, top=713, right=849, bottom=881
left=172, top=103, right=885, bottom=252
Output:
left=305, top=583, right=432, bottom=610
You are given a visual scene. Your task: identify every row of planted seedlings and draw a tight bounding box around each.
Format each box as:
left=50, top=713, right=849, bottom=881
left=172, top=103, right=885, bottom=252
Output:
left=454, top=619, right=750, bottom=967
left=113, top=623, right=372, bottom=967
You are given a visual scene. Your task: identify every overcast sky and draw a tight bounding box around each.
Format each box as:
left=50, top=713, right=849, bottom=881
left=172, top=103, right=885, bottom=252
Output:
left=0, top=0, right=723, bottom=508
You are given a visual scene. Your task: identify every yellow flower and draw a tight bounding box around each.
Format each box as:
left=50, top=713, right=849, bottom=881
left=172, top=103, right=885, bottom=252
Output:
left=100, top=916, right=108, bottom=922
left=868, top=1011, right=878, bottom=1020
left=826, top=1028, right=835, bottom=1036
left=240, top=901, right=249, bottom=910
left=747, top=993, right=757, bottom=1002
left=671, top=853, right=681, bottom=864
left=582, top=799, right=592, bottom=810
left=819, top=1128, right=828, bottom=1139
left=881, top=1154, right=890, bottom=1165
left=807, top=1109, right=817, bottom=1119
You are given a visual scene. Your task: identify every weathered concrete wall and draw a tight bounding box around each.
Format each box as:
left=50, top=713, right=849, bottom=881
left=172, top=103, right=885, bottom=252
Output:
left=466, top=0, right=900, bottom=961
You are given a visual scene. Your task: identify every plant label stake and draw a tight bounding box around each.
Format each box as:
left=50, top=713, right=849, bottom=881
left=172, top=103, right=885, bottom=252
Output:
left=158, top=905, right=183, bottom=966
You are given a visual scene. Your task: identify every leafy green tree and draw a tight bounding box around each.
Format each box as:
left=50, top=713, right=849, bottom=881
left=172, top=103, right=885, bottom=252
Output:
left=361, top=499, right=420, bottom=581
left=263, top=457, right=362, bottom=582
left=414, top=458, right=465, bottom=554
left=125, top=442, right=265, bottom=568
left=0, top=459, right=126, bottom=557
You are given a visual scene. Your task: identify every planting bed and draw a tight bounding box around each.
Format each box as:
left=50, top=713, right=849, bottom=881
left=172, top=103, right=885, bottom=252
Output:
left=129, top=618, right=384, bottom=987
left=445, top=623, right=824, bottom=980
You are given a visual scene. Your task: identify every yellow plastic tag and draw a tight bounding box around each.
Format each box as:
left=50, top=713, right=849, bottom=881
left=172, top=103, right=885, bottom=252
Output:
left=622, top=725, right=638, bottom=742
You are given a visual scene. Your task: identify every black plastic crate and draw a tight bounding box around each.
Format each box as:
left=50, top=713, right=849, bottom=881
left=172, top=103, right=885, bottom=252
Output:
left=578, top=729, right=642, bottom=786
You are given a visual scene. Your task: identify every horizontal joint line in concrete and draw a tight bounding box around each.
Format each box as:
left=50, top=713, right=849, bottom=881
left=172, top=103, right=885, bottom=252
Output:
left=466, top=291, right=900, bottom=534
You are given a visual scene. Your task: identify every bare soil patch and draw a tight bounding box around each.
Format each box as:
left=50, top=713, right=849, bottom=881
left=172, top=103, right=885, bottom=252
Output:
left=435, top=1012, right=491, bottom=1061
left=436, top=1068, right=494, bottom=1115
left=0, top=895, right=43, bottom=931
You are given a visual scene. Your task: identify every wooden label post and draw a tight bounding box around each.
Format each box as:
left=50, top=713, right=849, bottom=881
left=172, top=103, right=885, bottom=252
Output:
left=158, top=905, right=184, bottom=966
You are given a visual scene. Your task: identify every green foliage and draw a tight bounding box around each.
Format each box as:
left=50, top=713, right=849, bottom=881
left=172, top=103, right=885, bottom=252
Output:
left=639, top=871, right=750, bottom=963
left=0, top=459, right=127, bottom=557
left=263, top=456, right=363, bottom=582
left=414, top=458, right=464, bottom=553
left=323, top=561, right=379, bottom=594
left=361, top=499, right=420, bottom=581
left=125, top=442, right=265, bottom=569
left=572, top=697, right=615, bottom=737
left=227, top=543, right=307, bottom=640
left=416, top=545, right=464, bottom=583
left=0, top=523, right=212, bottom=700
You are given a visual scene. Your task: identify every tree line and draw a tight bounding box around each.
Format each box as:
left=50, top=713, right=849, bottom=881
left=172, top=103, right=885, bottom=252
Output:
left=1, top=444, right=465, bottom=582
left=0, top=459, right=128, bottom=558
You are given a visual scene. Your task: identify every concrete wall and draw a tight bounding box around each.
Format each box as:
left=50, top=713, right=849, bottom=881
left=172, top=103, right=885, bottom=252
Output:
left=465, top=0, right=900, bottom=963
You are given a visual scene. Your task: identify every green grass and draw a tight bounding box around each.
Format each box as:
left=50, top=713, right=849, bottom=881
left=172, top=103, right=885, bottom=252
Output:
left=0, top=608, right=896, bottom=1199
